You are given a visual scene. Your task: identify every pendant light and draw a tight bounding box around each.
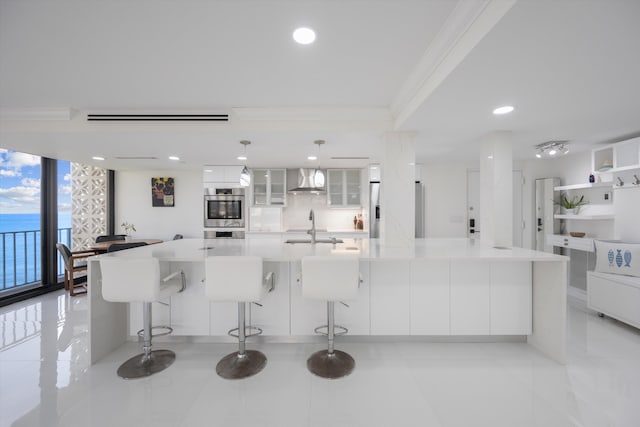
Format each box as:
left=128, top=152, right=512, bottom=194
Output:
left=239, top=140, right=251, bottom=187
left=312, top=140, right=325, bottom=187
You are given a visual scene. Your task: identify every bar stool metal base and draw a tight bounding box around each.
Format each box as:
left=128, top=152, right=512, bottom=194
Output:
left=307, top=349, right=355, bottom=379
left=216, top=350, right=267, bottom=380
left=117, top=349, right=176, bottom=379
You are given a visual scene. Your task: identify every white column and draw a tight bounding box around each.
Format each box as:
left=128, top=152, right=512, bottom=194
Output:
left=381, top=132, right=415, bottom=247
left=480, top=131, right=512, bottom=247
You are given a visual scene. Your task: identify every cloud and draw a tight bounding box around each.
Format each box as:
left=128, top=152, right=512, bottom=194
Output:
left=0, top=169, right=19, bottom=177
left=0, top=185, right=41, bottom=203
left=21, top=177, right=40, bottom=187
left=0, top=151, right=40, bottom=176
left=59, top=185, right=72, bottom=195
left=63, top=173, right=71, bottom=182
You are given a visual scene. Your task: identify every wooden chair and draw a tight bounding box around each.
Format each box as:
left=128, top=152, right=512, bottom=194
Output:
left=56, top=243, right=96, bottom=296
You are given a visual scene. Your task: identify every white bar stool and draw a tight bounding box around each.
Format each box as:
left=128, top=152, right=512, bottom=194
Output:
left=100, top=257, right=185, bottom=379
left=301, top=256, right=360, bottom=379
left=205, top=256, right=274, bottom=380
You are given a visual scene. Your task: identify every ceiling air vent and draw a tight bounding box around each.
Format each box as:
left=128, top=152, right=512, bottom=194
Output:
left=114, top=156, right=158, bottom=160
left=87, top=114, right=229, bottom=122
left=330, top=156, right=370, bottom=160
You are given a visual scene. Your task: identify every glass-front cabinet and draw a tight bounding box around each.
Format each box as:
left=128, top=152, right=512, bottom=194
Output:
left=327, top=169, right=361, bottom=207
left=251, top=169, right=286, bottom=206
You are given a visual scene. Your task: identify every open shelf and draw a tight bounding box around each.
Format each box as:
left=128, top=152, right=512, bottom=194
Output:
left=554, top=214, right=614, bottom=220
left=554, top=182, right=612, bottom=191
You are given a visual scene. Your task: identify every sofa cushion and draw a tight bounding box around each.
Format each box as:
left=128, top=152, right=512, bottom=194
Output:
left=594, top=240, right=640, bottom=277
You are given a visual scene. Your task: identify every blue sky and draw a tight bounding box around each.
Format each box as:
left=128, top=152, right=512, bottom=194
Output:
left=0, top=149, right=71, bottom=214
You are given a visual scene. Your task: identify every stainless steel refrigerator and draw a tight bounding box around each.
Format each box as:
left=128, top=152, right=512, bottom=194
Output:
left=535, top=178, right=560, bottom=253
left=369, top=181, right=381, bottom=238
left=415, top=181, right=425, bottom=238
left=369, top=181, right=425, bottom=238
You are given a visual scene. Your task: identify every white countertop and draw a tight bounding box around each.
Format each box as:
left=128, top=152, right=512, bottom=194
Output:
left=94, top=237, right=568, bottom=263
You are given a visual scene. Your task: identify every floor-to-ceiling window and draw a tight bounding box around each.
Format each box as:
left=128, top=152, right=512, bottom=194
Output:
left=1, top=150, right=109, bottom=304
left=56, top=160, right=72, bottom=280
left=0, top=150, right=42, bottom=296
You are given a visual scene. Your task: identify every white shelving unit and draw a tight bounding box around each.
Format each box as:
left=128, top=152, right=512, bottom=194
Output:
left=554, top=182, right=611, bottom=191
left=592, top=137, right=640, bottom=180
left=554, top=214, right=614, bottom=220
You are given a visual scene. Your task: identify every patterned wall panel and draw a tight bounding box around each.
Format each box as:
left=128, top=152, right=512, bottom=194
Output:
left=71, top=163, right=107, bottom=249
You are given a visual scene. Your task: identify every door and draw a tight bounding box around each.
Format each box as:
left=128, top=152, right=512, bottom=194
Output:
left=466, top=170, right=523, bottom=247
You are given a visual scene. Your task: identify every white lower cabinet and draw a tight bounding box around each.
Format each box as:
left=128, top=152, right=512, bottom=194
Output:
left=450, top=261, right=491, bottom=335
left=410, top=260, right=450, bottom=335
left=249, top=262, right=290, bottom=336
left=209, top=302, right=238, bottom=336
left=490, top=262, right=532, bottom=335
left=131, top=259, right=533, bottom=337
left=169, top=263, right=209, bottom=335
left=290, top=262, right=326, bottom=335
left=370, top=260, right=411, bottom=335
left=588, top=271, right=640, bottom=329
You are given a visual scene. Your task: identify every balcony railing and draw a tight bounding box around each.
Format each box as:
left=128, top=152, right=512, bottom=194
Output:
left=0, top=228, right=71, bottom=291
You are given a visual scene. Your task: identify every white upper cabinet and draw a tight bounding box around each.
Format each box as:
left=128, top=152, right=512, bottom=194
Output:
left=203, top=166, right=244, bottom=184
left=327, top=169, right=362, bottom=207
left=252, top=169, right=286, bottom=206
left=593, top=137, right=640, bottom=175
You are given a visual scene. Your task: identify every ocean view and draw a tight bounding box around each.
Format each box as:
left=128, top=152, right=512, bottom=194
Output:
left=0, top=213, right=71, bottom=290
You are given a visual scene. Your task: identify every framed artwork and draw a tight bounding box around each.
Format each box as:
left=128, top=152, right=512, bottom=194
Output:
left=151, top=177, right=175, bottom=207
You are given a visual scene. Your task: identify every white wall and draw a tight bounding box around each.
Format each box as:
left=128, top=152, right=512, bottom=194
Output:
left=423, top=162, right=468, bottom=238
left=115, top=169, right=203, bottom=240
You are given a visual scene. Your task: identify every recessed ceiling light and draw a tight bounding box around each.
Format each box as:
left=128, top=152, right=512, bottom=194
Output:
left=492, top=105, right=514, bottom=115
left=204, top=169, right=213, bottom=172
left=92, top=156, right=105, bottom=161
left=168, top=156, right=180, bottom=161
left=307, top=155, right=317, bottom=161
left=293, top=27, right=316, bottom=45
left=237, top=156, right=247, bottom=161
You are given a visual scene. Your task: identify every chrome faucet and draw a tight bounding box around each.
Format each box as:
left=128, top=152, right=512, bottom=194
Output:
left=307, top=209, right=317, bottom=244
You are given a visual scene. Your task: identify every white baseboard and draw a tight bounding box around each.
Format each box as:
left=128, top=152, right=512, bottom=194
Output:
left=568, top=285, right=587, bottom=303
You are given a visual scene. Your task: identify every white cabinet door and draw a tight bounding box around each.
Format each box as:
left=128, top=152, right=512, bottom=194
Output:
left=334, top=260, right=370, bottom=335
left=410, top=260, right=450, bottom=335
left=290, top=262, right=326, bottom=335
left=450, top=260, right=490, bottom=334
left=327, top=169, right=362, bottom=207
left=169, top=263, right=209, bottom=335
left=209, top=302, right=238, bottom=336
left=370, top=260, right=411, bottom=335
left=249, top=262, right=290, bottom=335
left=269, top=169, right=286, bottom=206
left=490, top=262, right=532, bottom=335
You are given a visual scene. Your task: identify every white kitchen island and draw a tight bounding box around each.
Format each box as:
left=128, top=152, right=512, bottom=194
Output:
left=87, top=238, right=568, bottom=364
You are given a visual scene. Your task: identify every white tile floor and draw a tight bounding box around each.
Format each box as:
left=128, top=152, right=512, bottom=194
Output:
left=1, top=291, right=640, bottom=427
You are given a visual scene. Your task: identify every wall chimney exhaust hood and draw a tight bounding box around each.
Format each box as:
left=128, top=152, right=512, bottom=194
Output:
left=287, top=168, right=327, bottom=193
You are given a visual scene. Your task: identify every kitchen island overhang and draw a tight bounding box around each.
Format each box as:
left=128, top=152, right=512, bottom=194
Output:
left=87, top=238, right=568, bottom=364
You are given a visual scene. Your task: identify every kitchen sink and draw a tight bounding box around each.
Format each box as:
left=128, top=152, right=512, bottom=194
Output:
left=284, top=238, right=344, bottom=244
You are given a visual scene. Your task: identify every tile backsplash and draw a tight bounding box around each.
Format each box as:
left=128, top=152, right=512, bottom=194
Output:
left=249, top=193, right=363, bottom=231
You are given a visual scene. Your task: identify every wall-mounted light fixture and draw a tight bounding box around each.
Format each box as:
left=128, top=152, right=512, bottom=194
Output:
left=534, top=140, right=570, bottom=158
left=239, top=140, right=251, bottom=187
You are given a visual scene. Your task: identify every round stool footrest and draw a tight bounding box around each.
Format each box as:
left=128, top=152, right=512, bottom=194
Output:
left=137, top=325, right=173, bottom=338
left=313, top=324, right=348, bottom=336
left=228, top=326, right=263, bottom=338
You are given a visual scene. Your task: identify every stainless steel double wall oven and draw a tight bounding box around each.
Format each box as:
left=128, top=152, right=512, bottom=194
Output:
left=204, top=188, right=245, bottom=236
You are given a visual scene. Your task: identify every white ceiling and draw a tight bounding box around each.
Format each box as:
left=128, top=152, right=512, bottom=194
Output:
left=1, top=0, right=640, bottom=170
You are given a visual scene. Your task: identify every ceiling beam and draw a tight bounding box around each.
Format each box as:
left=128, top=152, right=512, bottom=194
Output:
left=391, top=0, right=516, bottom=129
